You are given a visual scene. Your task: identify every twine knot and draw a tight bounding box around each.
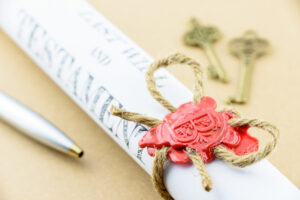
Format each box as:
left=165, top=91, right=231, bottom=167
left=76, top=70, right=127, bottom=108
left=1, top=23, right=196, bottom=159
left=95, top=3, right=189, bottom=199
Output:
left=110, top=53, right=279, bottom=200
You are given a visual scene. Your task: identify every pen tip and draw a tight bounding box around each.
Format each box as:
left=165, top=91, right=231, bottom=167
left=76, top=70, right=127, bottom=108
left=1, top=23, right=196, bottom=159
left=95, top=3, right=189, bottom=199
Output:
left=69, top=144, right=84, bottom=158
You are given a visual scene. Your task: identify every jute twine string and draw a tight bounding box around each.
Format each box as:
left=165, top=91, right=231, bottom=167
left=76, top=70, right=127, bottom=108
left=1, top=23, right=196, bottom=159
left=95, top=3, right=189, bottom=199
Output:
left=110, top=53, right=279, bottom=200
left=145, top=54, right=204, bottom=112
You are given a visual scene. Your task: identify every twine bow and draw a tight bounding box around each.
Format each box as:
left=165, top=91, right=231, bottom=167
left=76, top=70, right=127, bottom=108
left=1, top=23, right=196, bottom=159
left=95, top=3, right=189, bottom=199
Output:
left=110, top=53, right=279, bottom=200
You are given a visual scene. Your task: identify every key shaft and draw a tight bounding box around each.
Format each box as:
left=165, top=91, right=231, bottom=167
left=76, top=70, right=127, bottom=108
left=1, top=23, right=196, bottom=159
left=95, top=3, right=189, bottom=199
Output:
left=203, top=43, right=228, bottom=82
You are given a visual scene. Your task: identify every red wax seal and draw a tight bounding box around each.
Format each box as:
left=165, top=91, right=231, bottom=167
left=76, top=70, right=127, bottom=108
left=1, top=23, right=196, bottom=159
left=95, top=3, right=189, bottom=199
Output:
left=138, top=97, right=259, bottom=164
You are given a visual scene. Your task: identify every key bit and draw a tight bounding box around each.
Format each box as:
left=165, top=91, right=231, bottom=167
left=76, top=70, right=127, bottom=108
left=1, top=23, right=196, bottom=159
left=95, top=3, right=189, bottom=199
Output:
left=226, top=30, right=270, bottom=104
left=183, top=18, right=228, bottom=83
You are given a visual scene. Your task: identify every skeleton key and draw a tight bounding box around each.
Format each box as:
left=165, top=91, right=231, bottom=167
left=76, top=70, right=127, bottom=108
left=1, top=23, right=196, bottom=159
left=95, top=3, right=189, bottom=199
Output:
left=183, top=18, right=228, bottom=83
left=226, top=31, right=270, bottom=104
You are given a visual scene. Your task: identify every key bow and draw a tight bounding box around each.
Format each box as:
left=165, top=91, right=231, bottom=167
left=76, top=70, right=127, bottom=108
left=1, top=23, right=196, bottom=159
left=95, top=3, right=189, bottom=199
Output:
left=229, top=30, right=270, bottom=59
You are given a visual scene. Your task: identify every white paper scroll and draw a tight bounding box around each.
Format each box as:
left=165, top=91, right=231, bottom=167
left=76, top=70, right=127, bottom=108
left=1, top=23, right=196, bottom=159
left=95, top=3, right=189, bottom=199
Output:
left=0, top=0, right=299, bottom=199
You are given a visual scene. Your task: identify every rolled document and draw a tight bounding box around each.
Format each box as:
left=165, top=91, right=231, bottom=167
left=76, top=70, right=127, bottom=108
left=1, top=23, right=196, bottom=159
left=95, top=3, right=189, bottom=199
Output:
left=0, top=0, right=299, bottom=199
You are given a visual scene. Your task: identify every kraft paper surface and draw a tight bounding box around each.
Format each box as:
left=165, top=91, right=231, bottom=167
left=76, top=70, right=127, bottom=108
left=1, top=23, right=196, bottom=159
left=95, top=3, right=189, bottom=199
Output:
left=0, top=0, right=299, bottom=199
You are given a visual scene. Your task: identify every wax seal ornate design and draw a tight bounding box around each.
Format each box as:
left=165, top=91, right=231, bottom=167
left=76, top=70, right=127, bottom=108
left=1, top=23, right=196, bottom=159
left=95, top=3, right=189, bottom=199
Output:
left=139, top=96, right=259, bottom=164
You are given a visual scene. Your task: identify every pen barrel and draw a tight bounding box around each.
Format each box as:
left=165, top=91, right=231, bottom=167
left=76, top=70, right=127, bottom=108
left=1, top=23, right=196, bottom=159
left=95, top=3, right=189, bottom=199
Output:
left=0, top=91, right=75, bottom=155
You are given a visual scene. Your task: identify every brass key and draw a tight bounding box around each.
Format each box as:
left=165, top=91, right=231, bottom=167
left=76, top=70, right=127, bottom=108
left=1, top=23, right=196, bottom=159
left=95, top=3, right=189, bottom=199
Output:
left=226, top=31, right=270, bottom=104
left=183, top=18, right=228, bottom=83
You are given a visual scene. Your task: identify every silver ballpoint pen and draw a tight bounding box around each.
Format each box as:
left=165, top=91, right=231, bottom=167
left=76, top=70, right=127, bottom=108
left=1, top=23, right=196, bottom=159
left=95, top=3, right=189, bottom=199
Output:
left=0, top=91, right=84, bottom=158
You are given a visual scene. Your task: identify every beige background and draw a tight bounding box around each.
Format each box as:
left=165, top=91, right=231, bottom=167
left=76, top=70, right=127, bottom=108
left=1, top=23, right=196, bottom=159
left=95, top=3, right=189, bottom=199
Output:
left=0, top=0, right=299, bottom=199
